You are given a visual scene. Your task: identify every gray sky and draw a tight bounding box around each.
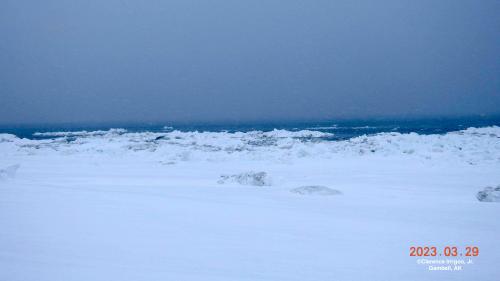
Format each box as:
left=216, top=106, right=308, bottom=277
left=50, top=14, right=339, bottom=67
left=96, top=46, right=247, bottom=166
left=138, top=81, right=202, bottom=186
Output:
left=1, top=0, right=499, bottom=124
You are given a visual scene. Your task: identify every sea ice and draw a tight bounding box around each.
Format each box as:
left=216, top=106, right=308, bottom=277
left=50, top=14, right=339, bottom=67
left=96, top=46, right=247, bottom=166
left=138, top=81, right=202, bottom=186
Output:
left=1, top=127, right=500, bottom=281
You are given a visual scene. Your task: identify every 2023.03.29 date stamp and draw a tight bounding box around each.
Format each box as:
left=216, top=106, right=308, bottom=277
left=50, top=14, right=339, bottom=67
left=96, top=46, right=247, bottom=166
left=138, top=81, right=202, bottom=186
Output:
left=410, top=246, right=479, bottom=271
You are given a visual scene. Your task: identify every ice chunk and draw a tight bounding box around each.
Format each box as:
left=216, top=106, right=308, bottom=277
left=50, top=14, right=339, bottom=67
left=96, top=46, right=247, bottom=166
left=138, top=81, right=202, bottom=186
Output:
left=0, top=164, right=20, bottom=180
left=476, top=186, right=500, bottom=202
left=218, top=171, right=272, bottom=186
left=291, top=185, right=342, bottom=196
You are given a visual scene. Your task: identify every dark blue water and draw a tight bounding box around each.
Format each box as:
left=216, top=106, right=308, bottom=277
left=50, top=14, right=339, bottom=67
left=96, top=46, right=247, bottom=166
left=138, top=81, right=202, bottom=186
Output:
left=1, top=116, right=499, bottom=141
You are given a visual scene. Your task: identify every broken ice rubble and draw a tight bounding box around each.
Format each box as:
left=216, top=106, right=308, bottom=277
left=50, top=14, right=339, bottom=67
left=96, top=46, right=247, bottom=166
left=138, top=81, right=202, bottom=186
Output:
left=476, top=185, right=500, bottom=202
left=218, top=171, right=272, bottom=186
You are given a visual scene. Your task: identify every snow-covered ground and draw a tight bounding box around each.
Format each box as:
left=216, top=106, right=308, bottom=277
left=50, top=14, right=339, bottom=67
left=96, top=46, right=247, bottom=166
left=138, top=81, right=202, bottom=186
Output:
left=1, top=127, right=499, bottom=280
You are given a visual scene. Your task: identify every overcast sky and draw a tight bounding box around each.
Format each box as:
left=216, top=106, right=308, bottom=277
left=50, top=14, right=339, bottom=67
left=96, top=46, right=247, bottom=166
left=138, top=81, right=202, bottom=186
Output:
left=1, top=0, right=499, bottom=124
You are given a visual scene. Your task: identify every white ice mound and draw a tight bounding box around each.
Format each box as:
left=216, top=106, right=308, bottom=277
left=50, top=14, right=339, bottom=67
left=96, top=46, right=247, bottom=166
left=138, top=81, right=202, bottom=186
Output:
left=476, top=186, right=500, bottom=202
left=0, top=164, right=20, bottom=180
left=291, top=185, right=342, bottom=196
left=218, top=171, right=272, bottom=186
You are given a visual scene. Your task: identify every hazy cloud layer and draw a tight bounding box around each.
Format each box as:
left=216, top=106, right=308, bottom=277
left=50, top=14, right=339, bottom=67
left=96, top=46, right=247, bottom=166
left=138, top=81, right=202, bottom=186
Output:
left=1, top=0, right=499, bottom=124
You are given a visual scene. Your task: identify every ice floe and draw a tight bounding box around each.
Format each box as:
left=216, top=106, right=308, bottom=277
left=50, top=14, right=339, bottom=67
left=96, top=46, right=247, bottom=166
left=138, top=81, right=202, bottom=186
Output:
left=33, top=128, right=127, bottom=137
